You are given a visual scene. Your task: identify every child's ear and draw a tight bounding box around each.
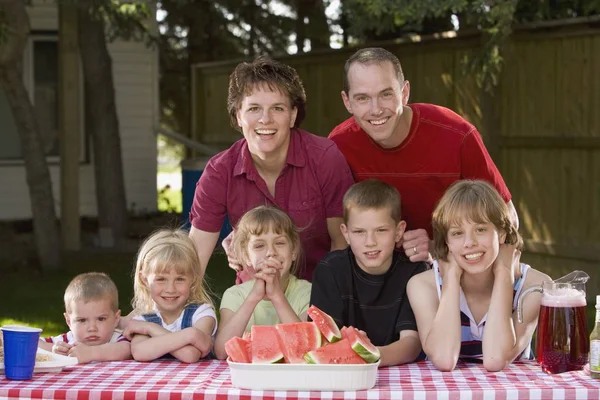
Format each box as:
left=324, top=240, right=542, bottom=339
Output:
left=64, top=312, right=72, bottom=329
left=499, top=229, right=507, bottom=244
left=340, top=223, right=350, bottom=245
left=395, top=220, right=407, bottom=243
left=114, top=309, right=121, bottom=329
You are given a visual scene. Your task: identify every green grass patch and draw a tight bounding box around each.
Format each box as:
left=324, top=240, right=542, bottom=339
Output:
left=158, top=186, right=182, bottom=214
left=0, top=251, right=233, bottom=337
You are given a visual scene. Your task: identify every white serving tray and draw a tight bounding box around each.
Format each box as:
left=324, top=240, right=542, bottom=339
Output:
left=1, top=348, right=78, bottom=374
left=228, top=359, right=379, bottom=391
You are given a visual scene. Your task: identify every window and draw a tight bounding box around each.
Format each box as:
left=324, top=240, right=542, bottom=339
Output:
left=0, top=34, right=85, bottom=163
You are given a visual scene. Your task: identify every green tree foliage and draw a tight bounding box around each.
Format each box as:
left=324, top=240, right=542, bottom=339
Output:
left=158, top=0, right=332, bottom=138
left=343, top=0, right=600, bottom=90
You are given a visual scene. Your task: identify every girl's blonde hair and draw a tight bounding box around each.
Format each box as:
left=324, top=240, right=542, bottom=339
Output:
left=232, top=206, right=303, bottom=276
left=432, top=180, right=522, bottom=260
left=132, top=229, right=213, bottom=313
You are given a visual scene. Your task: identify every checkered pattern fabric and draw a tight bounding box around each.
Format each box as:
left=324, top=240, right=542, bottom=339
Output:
left=1, top=360, right=599, bottom=399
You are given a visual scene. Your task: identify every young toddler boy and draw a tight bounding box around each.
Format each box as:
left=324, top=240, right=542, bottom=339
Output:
left=310, top=179, right=428, bottom=366
left=38, top=272, right=131, bottom=363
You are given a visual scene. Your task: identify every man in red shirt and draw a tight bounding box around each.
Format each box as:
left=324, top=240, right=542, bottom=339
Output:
left=329, top=47, right=517, bottom=262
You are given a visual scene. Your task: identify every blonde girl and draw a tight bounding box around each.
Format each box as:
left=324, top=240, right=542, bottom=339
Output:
left=123, top=229, right=217, bottom=363
left=407, top=180, right=550, bottom=372
left=214, top=206, right=311, bottom=360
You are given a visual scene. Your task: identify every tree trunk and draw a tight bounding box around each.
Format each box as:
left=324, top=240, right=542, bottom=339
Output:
left=0, top=0, right=61, bottom=269
left=77, top=2, right=128, bottom=247
left=306, top=0, right=330, bottom=50
left=295, top=0, right=307, bottom=53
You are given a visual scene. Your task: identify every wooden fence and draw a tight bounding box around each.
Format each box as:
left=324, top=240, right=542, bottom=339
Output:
left=192, top=18, right=600, bottom=294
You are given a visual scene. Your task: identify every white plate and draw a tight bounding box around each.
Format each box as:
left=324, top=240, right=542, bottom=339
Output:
left=1, top=348, right=78, bottom=374
left=228, top=359, right=379, bottom=391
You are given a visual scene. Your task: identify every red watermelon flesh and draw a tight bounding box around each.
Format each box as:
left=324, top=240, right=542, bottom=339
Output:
left=224, top=337, right=251, bottom=363
left=304, top=339, right=367, bottom=364
left=340, top=326, right=350, bottom=340
left=275, top=322, right=322, bottom=363
left=250, top=325, right=284, bottom=363
left=307, top=305, right=341, bottom=343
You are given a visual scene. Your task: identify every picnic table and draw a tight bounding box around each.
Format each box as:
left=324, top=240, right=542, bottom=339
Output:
left=1, top=359, right=599, bottom=399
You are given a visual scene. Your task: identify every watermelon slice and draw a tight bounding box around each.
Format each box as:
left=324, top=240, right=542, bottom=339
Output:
left=304, top=339, right=366, bottom=364
left=250, top=325, right=284, bottom=364
left=275, top=322, right=322, bottom=363
left=224, top=336, right=251, bottom=363
left=307, top=305, right=341, bottom=343
left=343, top=326, right=380, bottom=363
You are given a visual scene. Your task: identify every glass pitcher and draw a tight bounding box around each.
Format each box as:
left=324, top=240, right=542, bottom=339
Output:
left=517, top=271, right=590, bottom=374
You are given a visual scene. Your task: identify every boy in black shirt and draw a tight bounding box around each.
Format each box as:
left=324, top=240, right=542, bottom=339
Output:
left=310, top=179, right=428, bottom=366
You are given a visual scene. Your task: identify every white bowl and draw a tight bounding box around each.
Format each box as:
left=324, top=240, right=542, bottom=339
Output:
left=227, top=360, right=379, bottom=391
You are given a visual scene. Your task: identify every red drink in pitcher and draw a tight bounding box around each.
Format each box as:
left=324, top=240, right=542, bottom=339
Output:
left=535, top=291, right=589, bottom=374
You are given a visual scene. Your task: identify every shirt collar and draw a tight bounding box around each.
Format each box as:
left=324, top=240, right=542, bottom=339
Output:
left=232, top=129, right=305, bottom=177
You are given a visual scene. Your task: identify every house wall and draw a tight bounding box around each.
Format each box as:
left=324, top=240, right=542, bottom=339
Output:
left=0, top=1, right=158, bottom=219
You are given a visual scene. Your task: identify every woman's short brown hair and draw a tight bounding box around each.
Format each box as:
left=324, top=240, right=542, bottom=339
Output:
left=227, top=56, right=306, bottom=130
left=431, top=180, right=522, bottom=260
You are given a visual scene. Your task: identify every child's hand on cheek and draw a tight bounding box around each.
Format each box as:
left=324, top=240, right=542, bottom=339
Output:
left=440, top=251, right=463, bottom=281
left=493, top=244, right=520, bottom=284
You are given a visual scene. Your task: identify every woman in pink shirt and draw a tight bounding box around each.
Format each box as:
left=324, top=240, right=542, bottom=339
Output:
left=189, top=57, right=354, bottom=283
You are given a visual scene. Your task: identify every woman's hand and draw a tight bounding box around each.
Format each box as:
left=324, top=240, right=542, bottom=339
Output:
left=222, top=230, right=244, bottom=273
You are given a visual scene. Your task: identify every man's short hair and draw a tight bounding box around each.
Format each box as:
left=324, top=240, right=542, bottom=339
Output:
left=64, top=272, right=119, bottom=313
left=343, top=179, right=401, bottom=223
left=343, top=47, right=405, bottom=94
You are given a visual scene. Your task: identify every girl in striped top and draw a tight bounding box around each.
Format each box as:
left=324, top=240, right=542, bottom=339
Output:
left=407, top=180, right=550, bottom=372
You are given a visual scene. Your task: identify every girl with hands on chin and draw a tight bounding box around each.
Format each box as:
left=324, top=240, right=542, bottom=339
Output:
left=406, top=180, right=550, bottom=372
left=214, top=206, right=311, bottom=360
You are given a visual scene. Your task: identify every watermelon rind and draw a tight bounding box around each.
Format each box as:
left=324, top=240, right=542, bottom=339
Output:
left=307, top=305, right=341, bottom=343
left=303, top=339, right=366, bottom=364
left=346, top=327, right=380, bottom=363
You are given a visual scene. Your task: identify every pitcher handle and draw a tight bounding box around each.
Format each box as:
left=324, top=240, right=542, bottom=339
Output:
left=517, top=285, right=543, bottom=323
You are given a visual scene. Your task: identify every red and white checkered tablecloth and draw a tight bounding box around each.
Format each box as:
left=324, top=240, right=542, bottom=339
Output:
left=1, top=360, right=599, bottom=400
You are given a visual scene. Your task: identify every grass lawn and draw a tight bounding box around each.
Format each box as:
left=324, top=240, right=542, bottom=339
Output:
left=0, top=250, right=234, bottom=337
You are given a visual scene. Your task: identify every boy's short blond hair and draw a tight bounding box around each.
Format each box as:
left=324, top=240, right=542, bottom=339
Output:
left=64, top=272, right=119, bottom=314
left=431, top=180, right=523, bottom=260
left=343, top=179, right=401, bottom=223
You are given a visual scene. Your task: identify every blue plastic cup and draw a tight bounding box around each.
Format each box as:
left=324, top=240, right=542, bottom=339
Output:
left=1, top=325, right=43, bottom=380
